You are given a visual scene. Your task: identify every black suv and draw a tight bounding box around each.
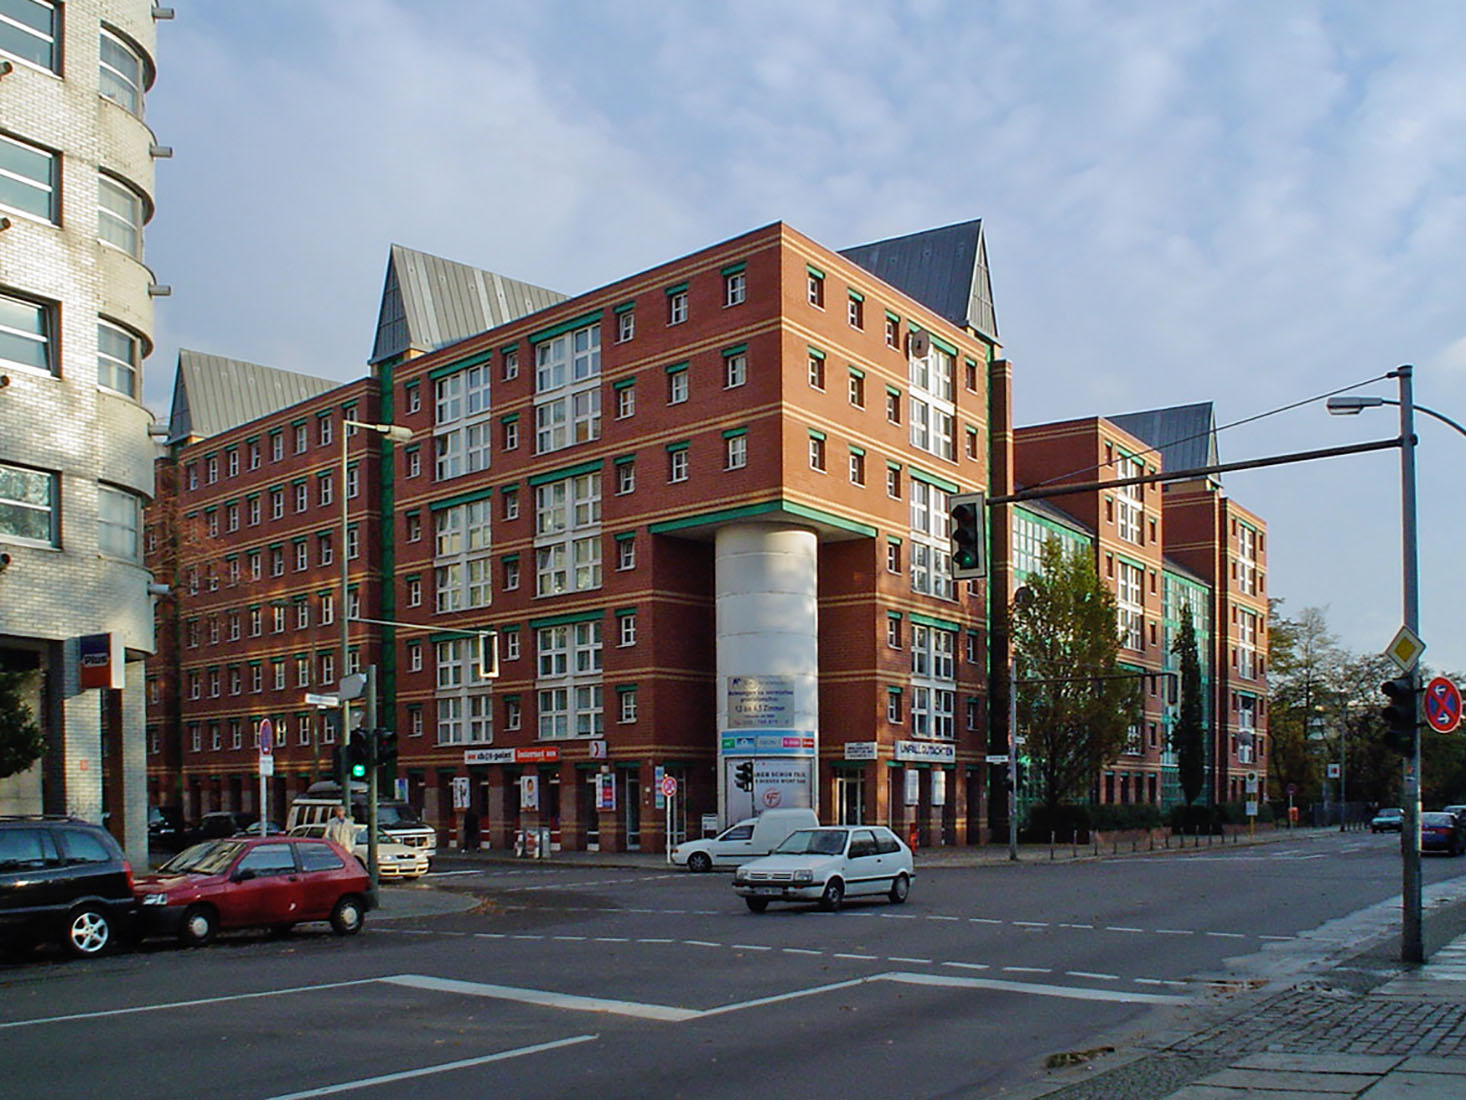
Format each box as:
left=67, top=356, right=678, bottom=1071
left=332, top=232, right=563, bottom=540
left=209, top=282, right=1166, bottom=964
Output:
left=0, top=816, right=136, bottom=958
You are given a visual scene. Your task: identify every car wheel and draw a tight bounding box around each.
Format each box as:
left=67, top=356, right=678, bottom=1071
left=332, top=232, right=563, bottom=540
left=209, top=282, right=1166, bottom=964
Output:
left=64, top=906, right=113, bottom=958
left=331, top=895, right=365, bottom=936
left=818, top=879, right=844, bottom=912
left=745, top=897, right=769, bottom=913
left=888, top=874, right=910, bottom=905
left=180, top=905, right=218, bottom=947
left=687, top=852, right=713, bottom=874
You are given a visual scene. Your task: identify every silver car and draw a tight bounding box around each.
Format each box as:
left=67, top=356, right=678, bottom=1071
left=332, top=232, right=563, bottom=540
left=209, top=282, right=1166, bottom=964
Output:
left=732, top=825, right=914, bottom=913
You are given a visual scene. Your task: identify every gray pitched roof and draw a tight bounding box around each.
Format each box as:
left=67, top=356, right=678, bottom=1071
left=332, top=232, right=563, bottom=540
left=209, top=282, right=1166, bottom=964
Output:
left=370, top=244, right=568, bottom=365
left=1106, top=402, right=1220, bottom=476
left=167, top=350, right=339, bottom=444
left=840, top=219, right=997, bottom=339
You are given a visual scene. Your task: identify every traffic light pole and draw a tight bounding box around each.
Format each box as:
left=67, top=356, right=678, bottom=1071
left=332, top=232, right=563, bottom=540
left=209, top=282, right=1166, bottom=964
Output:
left=1397, top=366, right=1422, bottom=965
left=366, top=665, right=379, bottom=890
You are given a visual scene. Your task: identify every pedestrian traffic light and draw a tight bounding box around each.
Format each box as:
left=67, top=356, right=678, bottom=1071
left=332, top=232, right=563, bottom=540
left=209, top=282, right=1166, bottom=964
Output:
left=347, top=728, right=369, bottom=779
left=733, top=760, right=754, bottom=792
left=1380, top=676, right=1418, bottom=756
left=376, top=728, right=398, bottom=768
left=948, top=491, right=986, bottom=581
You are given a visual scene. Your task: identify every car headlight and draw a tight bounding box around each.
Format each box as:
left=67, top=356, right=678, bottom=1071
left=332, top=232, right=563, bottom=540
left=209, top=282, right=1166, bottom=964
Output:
left=733, top=868, right=748, bottom=882
left=793, top=870, right=813, bottom=884
left=141, top=893, right=169, bottom=906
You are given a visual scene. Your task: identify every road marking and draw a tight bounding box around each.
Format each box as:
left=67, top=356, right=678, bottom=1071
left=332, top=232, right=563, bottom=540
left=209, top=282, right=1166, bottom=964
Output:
left=683, top=940, right=721, bottom=948
left=731, top=943, right=772, bottom=951
left=637, top=938, right=674, bottom=944
left=264, top=1035, right=598, bottom=1100
left=782, top=947, right=823, bottom=956
left=970, top=917, right=1003, bottom=924
left=1003, top=966, right=1052, bottom=974
left=942, top=962, right=990, bottom=971
left=881, top=971, right=1189, bottom=1005
left=553, top=935, right=586, bottom=941
left=0, top=978, right=382, bottom=1031
left=697, top=977, right=876, bottom=1018
left=1066, top=971, right=1119, bottom=981
left=1106, top=926, right=1143, bottom=933
left=381, top=974, right=702, bottom=1022
left=888, top=956, right=932, bottom=965
left=1259, top=935, right=1293, bottom=941
left=1058, top=923, right=1093, bottom=929
left=927, top=915, right=960, bottom=921
left=421, top=869, right=482, bottom=878
left=1014, top=921, right=1048, bottom=928
left=834, top=953, right=878, bottom=960
left=1205, top=931, right=1247, bottom=939
left=593, top=936, right=629, bottom=943
left=1154, top=929, right=1192, bottom=935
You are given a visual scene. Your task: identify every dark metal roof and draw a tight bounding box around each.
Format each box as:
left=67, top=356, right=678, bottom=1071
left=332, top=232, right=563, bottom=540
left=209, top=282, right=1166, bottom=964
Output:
left=167, top=350, right=339, bottom=444
left=370, top=244, right=568, bottom=365
left=1106, top=402, right=1219, bottom=476
left=1163, top=555, right=1210, bottom=587
left=840, top=219, right=997, bottom=339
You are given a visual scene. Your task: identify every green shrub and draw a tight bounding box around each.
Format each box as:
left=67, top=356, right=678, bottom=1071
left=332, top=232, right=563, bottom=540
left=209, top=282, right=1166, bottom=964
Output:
left=1022, top=803, right=1091, bottom=843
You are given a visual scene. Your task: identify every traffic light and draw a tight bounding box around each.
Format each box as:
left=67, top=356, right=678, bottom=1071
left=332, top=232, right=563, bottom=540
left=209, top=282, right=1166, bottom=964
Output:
left=1380, top=676, right=1418, bottom=756
left=733, top=760, right=754, bottom=792
left=347, top=728, right=369, bottom=779
left=376, top=728, right=398, bottom=769
left=948, top=491, right=986, bottom=581
left=1015, top=757, right=1029, bottom=791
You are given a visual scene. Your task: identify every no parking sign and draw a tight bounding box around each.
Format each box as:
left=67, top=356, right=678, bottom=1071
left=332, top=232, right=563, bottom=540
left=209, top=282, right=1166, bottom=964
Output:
left=1424, top=676, right=1461, bottom=733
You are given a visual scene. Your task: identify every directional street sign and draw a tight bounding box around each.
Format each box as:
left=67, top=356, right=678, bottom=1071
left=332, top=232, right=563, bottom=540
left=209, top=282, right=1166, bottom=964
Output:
left=1424, top=676, right=1462, bottom=733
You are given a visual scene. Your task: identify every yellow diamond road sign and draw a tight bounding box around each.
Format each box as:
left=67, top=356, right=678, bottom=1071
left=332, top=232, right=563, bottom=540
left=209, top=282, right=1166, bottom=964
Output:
left=1386, top=626, right=1425, bottom=672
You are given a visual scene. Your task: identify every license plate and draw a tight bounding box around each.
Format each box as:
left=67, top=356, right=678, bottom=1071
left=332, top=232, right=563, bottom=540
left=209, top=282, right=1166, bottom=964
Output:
left=754, top=886, right=782, bottom=896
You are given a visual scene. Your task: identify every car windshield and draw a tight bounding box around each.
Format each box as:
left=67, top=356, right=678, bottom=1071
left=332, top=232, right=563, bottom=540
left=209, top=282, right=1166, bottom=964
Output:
left=158, top=840, right=246, bottom=875
left=773, top=829, right=847, bottom=856
left=375, top=804, right=422, bottom=826
left=1377, top=809, right=1402, bottom=818
left=1421, top=813, right=1454, bottom=826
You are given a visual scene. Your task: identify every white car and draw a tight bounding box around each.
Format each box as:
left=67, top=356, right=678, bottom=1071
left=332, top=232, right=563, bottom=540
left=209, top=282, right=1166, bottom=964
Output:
left=732, top=825, right=914, bottom=912
left=287, top=824, right=428, bottom=880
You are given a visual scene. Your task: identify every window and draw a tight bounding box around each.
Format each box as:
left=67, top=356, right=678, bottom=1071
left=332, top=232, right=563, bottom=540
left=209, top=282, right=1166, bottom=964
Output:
left=407, top=642, right=422, bottom=672
left=206, top=456, right=219, bottom=485
left=294, top=600, right=309, bottom=630
left=404, top=383, right=421, bottom=415
left=886, top=465, right=901, bottom=499
left=270, top=546, right=284, bottom=577
left=97, top=485, right=140, bottom=560
left=1, top=0, right=59, bottom=72
left=885, top=314, right=899, bottom=349
left=536, top=621, right=603, bottom=738
left=346, top=526, right=359, bottom=560
left=668, top=290, right=688, bottom=325
left=317, top=532, right=333, bottom=566
left=617, top=537, right=636, bottom=571
left=504, top=629, right=521, bottom=661
left=320, top=592, right=334, bottom=625
left=849, top=450, right=865, bottom=486
left=847, top=295, right=864, bottom=329
left=248, top=442, right=260, bottom=470
left=616, top=309, right=635, bottom=342
left=270, top=432, right=284, bottom=462
left=225, top=504, right=239, bottom=533
left=434, top=498, right=493, bottom=611
left=247, top=498, right=261, bottom=526
left=1115, top=453, right=1143, bottom=544
left=848, top=371, right=865, bottom=408
left=615, top=383, right=635, bottom=419
left=667, top=367, right=688, bottom=404
left=503, top=348, right=519, bottom=380
left=406, top=575, right=421, bottom=607
left=886, top=388, right=901, bottom=425
left=724, top=352, right=746, bottom=389
left=887, top=617, right=901, bottom=648
left=619, top=689, right=638, bottom=724
left=808, top=352, right=825, bottom=390
left=725, top=434, right=746, bottom=470
left=248, top=551, right=261, bottom=580
left=0, top=463, right=56, bottom=545
left=1237, top=608, right=1257, bottom=679
left=291, top=423, right=307, bottom=454
left=504, top=558, right=520, bottom=591
left=505, top=696, right=522, bottom=730
left=0, top=292, right=54, bottom=376
left=294, top=482, right=308, bottom=513
left=619, top=613, right=637, bottom=646
left=807, top=269, right=824, bottom=308
left=99, top=27, right=146, bottom=115
left=1117, top=561, right=1144, bottom=650
left=534, top=322, right=600, bottom=454
left=249, top=607, right=262, bottom=637
left=609, top=461, right=633, bottom=496
left=503, top=487, right=519, bottom=520
left=226, top=449, right=239, bottom=478
left=887, top=690, right=902, bottom=723
left=318, top=415, right=333, bottom=447
left=965, top=427, right=980, bottom=460
left=724, top=271, right=746, bottom=307
left=346, top=466, right=359, bottom=498
left=534, top=474, right=601, bottom=596
left=98, top=175, right=143, bottom=258
left=910, top=625, right=956, bottom=739
left=908, top=480, right=953, bottom=600
left=0, top=133, right=58, bottom=223
left=272, top=605, right=286, bottom=633
left=503, top=419, right=519, bottom=450
left=668, top=448, right=688, bottom=483
left=96, top=321, right=139, bottom=398
left=886, top=541, right=901, bottom=574
left=808, top=435, right=825, bottom=472
left=1237, top=524, right=1258, bottom=596
left=317, top=473, right=333, bottom=508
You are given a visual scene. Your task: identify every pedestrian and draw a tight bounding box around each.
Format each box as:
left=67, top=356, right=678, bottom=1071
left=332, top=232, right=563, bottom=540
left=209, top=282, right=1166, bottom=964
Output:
left=464, top=806, right=481, bottom=851
left=324, top=805, right=355, bottom=850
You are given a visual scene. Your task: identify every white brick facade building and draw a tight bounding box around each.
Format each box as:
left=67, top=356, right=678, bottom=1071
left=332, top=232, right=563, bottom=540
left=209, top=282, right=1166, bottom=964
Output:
left=0, top=0, right=163, bottom=861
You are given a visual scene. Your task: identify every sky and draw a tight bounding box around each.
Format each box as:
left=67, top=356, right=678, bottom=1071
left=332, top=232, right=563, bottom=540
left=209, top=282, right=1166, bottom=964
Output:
left=143, top=0, right=1466, bottom=675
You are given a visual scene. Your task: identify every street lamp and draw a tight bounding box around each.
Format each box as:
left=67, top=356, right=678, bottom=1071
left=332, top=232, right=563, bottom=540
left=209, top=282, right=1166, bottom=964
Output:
left=338, top=418, right=412, bottom=817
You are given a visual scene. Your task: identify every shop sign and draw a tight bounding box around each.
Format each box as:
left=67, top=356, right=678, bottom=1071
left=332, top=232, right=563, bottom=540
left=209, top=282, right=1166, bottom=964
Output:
left=464, top=746, right=561, bottom=766
left=78, top=632, right=123, bottom=690
left=520, top=774, right=539, bottom=811
left=895, top=740, right=956, bottom=763
left=726, top=675, right=795, bottom=729
left=596, top=772, right=616, bottom=811
left=719, top=731, right=815, bottom=757
left=844, top=742, right=878, bottom=761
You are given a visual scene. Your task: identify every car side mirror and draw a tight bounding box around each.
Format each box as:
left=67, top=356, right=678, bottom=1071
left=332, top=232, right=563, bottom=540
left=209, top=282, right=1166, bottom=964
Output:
left=231, top=867, right=256, bottom=883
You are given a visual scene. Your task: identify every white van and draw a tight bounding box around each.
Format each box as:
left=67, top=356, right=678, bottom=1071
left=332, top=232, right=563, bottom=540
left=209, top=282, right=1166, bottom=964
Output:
left=287, top=782, right=437, bottom=863
left=670, top=808, right=819, bottom=872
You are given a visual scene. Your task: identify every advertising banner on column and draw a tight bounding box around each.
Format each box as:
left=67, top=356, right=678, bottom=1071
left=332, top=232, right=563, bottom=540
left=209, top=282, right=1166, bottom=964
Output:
left=723, top=754, right=813, bottom=821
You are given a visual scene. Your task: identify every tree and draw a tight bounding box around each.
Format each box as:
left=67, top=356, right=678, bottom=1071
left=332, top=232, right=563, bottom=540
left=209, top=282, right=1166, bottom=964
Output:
left=1172, top=602, right=1206, bottom=806
left=1012, top=538, right=1142, bottom=821
left=1267, top=602, right=1344, bottom=804
left=0, top=669, right=44, bottom=780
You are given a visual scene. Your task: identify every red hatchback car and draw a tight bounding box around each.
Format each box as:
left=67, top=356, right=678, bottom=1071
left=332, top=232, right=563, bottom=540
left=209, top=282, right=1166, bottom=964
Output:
left=135, top=836, right=375, bottom=946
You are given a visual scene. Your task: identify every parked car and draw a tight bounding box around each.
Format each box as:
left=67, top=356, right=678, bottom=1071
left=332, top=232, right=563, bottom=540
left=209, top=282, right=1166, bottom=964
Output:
left=287, top=782, right=437, bottom=863
left=1371, top=808, right=1404, bottom=833
left=1442, top=804, right=1466, bottom=824
left=288, top=823, right=428, bottom=879
left=0, top=815, right=137, bottom=958
left=671, top=808, right=820, bottom=872
left=732, top=825, right=914, bottom=913
left=1419, top=812, right=1465, bottom=856
left=134, top=835, right=374, bottom=946
left=148, top=805, right=186, bottom=852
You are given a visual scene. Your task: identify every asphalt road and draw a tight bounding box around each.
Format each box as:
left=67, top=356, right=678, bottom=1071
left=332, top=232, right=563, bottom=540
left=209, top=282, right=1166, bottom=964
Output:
left=4, top=831, right=1465, bottom=1100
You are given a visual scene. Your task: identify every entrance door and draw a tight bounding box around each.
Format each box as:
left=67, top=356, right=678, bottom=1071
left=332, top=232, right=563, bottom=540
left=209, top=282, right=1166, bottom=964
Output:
left=624, top=773, right=640, bottom=851
left=581, top=775, right=600, bottom=851
left=836, top=772, right=866, bottom=824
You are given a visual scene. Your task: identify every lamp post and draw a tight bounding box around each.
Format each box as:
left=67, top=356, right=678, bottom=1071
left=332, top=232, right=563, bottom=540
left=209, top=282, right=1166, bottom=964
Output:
left=338, top=418, right=412, bottom=822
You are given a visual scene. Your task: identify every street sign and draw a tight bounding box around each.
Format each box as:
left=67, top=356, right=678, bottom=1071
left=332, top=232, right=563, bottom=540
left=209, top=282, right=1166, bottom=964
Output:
left=305, top=692, right=339, bottom=708
left=258, top=755, right=275, bottom=777
left=985, top=754, right=1010, bottom=764
left=1326, top=763, right=1341, bottom=779
left=660, top=775, right=678, bottom=799
left=257, top=718, right=273, bottom=757
left=1424, top=676, right=1462, bottom=733
left=1385, top=626, right=1425, bottom=672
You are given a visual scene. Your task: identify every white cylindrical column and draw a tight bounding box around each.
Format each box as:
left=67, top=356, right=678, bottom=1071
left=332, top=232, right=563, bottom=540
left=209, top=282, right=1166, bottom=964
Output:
left=715, top=525, right=818, bottom=823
